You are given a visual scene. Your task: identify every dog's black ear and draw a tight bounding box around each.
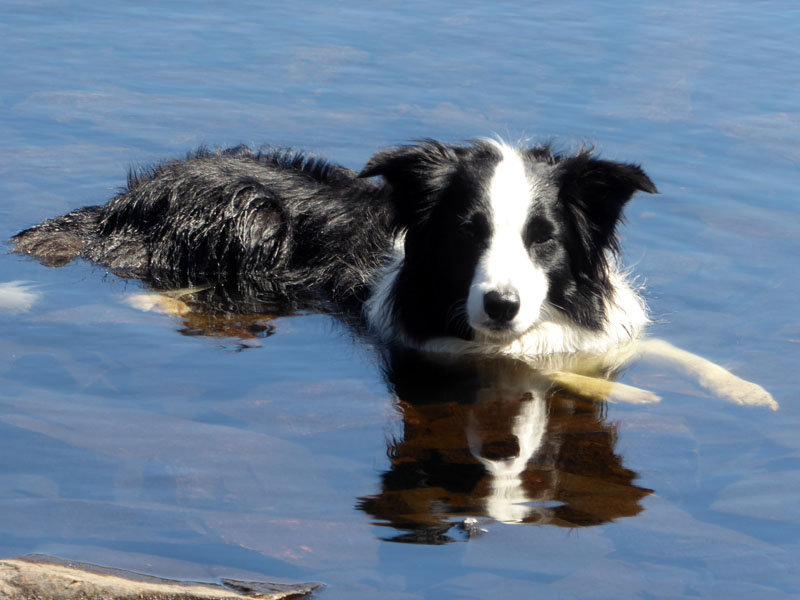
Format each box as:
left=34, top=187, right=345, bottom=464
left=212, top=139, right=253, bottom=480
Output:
left=359, top=140, right=459, bottom=229
left=359, top=139, right=458, bottom=185
left=557, top=154, right=657, bottom=246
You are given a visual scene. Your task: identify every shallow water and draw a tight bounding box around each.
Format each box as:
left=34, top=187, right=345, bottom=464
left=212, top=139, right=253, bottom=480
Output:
left=1, top=1, right=799, bottom=598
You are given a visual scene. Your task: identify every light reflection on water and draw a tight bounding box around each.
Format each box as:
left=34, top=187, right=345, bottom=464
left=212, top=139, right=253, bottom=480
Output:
left=1, top=0, right=799, bottom=598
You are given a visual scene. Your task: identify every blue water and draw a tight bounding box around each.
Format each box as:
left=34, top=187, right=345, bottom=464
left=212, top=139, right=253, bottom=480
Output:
left=2, top=1, right=799, bottom=598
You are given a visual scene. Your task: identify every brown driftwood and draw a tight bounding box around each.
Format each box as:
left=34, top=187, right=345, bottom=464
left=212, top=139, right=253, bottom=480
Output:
left=0, top=555, right=322, bottom=600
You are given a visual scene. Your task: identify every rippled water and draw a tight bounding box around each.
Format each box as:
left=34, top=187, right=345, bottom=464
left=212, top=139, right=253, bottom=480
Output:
left=1, top=1, right=799, bottom=598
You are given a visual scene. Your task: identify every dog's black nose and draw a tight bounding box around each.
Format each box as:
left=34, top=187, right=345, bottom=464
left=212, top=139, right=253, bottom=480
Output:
left=484, top=290, right=520, bottom=323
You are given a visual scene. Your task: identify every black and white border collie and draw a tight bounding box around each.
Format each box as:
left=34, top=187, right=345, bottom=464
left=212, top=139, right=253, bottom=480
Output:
left=11, top=138, right=778, bottom=408
left=12, top=138, right=656, bottom=359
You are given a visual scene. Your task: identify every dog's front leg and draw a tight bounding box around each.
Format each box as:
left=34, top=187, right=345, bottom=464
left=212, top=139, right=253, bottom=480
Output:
left=637, top=339, right=778, bottom=410
left=548, top=371, right=661, bottom=405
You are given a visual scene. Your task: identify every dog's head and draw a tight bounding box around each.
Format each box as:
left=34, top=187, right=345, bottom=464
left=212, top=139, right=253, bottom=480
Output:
left=359, top=140, right=656, bottom=344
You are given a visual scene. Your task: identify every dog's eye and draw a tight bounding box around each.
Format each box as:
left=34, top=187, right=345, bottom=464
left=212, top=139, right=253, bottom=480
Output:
left=461, top=213, right=490, bottom=240
left=524, top=216, right=554, bottom=245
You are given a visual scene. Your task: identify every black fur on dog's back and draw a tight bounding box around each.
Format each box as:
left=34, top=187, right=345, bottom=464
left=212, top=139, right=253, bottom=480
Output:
left=12, top=146, right=393, bottom=309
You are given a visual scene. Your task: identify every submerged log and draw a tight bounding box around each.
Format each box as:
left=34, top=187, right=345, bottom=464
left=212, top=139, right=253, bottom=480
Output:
left=0, top=555, right=322, bottom=600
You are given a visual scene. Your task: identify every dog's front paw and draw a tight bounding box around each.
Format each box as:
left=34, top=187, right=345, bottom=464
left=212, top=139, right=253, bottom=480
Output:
left=708, top=377, right=779, bottom=411
left=608, top=382, right=662, bottom=405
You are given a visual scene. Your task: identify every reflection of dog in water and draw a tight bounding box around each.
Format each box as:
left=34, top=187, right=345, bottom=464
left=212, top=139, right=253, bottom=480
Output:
left=11, top=139, right=775, bottom=408
left=359, top=351, right=653, bottom=544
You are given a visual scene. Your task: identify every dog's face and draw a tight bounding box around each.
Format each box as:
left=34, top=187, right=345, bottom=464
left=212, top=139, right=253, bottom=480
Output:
left=360, top=140, right=656, bottom=344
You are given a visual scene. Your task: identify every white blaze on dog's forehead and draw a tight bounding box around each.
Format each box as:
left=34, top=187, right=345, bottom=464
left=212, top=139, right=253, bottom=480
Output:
left=465, top=142, right=549, bottom=338
left=486, top=142, right=535, bottom=224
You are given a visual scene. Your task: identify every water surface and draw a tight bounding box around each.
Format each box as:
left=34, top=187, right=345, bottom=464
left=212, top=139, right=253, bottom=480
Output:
left=1, top=1, right=799, bottom=598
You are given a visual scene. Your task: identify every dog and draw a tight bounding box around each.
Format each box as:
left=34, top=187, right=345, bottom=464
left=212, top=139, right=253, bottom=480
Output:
left=10, top=138, right=777, bottom=409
